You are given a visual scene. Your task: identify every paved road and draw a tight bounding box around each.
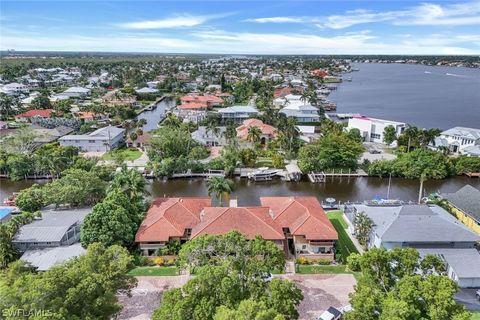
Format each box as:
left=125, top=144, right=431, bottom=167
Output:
left=455, top=289, right=480, bottom=311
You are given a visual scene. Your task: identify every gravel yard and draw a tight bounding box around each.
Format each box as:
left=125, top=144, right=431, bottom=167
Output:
left=117, top=274, right=356, bottom=320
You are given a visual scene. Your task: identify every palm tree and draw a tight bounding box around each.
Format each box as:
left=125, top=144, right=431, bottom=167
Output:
left=109, top=166, right=149, bottom=205
left=247, top=126, right=262, bottom=144
left=206, top=176, right=234, bottom=206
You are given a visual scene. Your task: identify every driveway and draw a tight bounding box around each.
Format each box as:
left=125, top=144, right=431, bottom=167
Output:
left=454, top=289, right=480, bottom=311
left=117, top=274, right=356, bottom=320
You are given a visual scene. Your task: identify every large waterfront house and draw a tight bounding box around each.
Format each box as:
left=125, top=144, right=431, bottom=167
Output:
left=442, top=184, right=480, bottom=235
left=0, top=82, right=29, bottom=95
left=236, top=119, right=278, bottom=144
left=180, top=95, right=223, bottom=107
left=344, top=204, right=480, bottom=287
left=431, top=126, right=480, bottom=155
left=191, top=126, right=227, bottom=146
left=347, top=116, right=406, bottom=144
left=59, top=125, right=125, bottom=152
left=135, top=196, right=338, bottom=261
left=280, top=104, right=320, bottom=123
left=13, top=206, right=91, bottom=270
left=217, top=105, right=258, bottom=122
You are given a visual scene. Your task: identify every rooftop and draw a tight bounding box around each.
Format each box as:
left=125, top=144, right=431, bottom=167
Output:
left=20, top=243, right=86, bottom=271
left=218, top=105, right=258, bottom=114
left=418, top=248, right=480, bottom=278
left=443, top=184, right=480, bottom=222
left=442, top=127, right=480, bottom=140
left=59, top=125, right=125, bottom=141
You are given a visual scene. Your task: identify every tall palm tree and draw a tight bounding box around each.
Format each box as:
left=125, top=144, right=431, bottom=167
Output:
left=109, top=166, right=149, bottom=205
left=247, top=126, right=262, bottom=144
left=206, top=176, right=234, bottom=206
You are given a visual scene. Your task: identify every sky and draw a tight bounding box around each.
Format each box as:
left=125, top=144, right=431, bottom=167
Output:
left=1, top=0, right=480, bottom=55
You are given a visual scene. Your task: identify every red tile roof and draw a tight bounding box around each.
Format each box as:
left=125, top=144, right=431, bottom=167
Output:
left=15, top=109, right=54, bottom=118
left=181, top=95, right=223, bottom=105
left=236, top=119, right=278, bottom=140
left=260, top=197, right=338, bottom=240
left=191, top=207, right=284, bottom=240
left=135, top=197, right=211, bottom=242
left=177, top=102, right=208, bottom=110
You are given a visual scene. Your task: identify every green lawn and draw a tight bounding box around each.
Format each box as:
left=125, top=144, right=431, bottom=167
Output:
left=297, top=264, right=349, bottom=274
left=127, top=266, right=178, bottom=276
left=102, top=149, right=143, bottom=161
left=472, top=312, right=480, bottom=320
left=327, top=210, right=358, bottom=262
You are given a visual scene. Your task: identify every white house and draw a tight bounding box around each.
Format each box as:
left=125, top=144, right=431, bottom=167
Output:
left=62, top=86, right=90, bottom=98
left=59, top=126, right=125, bottom=152
left=347, top=116, right=405, bottom=144
left=217, top=105, right=258, bottom=122
left=135, top=87, right=159, bottom=94
left=431, top=127, right=480, bottom=154
left=280, top=104, right=320, bottom=123
left=1, top=82, right=29, bottom=95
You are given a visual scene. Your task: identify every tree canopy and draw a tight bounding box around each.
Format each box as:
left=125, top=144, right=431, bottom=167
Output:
left=0, top=243, right=137, bottom=320
left=345, top=247, right=470, bottom=320
left=153, top=232, right=302, bottom=320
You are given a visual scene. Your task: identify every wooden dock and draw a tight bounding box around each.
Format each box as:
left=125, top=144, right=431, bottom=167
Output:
left=308, top=169, right=368, bottom=183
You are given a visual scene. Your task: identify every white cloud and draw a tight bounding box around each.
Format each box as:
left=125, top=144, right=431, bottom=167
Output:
left=245, top=16, right=312, bottom=23
left=116, top=14, right=214, bottom=29
left=246, top=1, right=480, bottom=29
left=1, top=29, right=478, bottom=55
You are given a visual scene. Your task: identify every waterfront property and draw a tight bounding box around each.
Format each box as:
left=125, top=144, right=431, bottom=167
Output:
left=236, top=119, right=278, bottom=145
left=347, top=116, right=406, bottom=144
left=135, top=196, right=337, bottom=261
left=442, top=184, right=480, bottom=235
left=280, top=104, right=321, bottom=123
left=61, top=86, right=90, bottom=98
left=217, top=105, right=258, bottom=122
left=0, top=82, right=30, bottom=95
left=191, top=126, right=227, bottom=146
left=344, top=204, right=480, bottom=287
left=59, top=125, right=125, bottom=152
left=431, top=126, right=480, bottom=155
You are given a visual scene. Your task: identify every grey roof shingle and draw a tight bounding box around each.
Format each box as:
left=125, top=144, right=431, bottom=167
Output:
left=418, top=248, right=480, bottom=278
left=13, top=207, right=91, bottom=243
left=443, top=185, right=480, bottom=222
left=21, top=243, right=86, bottom=271
left=353, top=204, right=480, bottom=243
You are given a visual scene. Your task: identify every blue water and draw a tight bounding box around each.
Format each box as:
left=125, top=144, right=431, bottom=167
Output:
left=0, top=207, right=14, bottom=219
left=329, top=63, right=480, bottom=130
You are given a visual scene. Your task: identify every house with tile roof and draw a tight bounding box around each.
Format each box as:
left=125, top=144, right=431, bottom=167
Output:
left=136, top=196, right=337, bottom=260
left=236, top=119, right=278, bottom=145
left=15, top=109, right=55, bottom=123
left=442, top=184, right=480, bottom=235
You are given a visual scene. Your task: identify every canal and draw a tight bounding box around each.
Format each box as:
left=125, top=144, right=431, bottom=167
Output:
left=136, top=97, right=176, bottom=132
left=2, top=176, right=479, bottom=207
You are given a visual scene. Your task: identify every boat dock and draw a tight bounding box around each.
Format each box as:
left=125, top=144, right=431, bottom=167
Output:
left=308, top=169, right=368, bottom=183
left=171, top=169, right=225, bottom=179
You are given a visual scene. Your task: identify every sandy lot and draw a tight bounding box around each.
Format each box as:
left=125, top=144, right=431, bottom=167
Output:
left=116, top=274, right=356, bottom=320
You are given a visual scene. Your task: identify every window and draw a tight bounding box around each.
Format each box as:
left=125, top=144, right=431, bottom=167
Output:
left=88, top=140, right=95, bottom=143
left=370, top=133, right=381, bottom=139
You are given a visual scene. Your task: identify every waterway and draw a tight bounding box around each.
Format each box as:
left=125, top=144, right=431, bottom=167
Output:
left=137, top=97, right=175, bottom=132
left=328, top=63, right=480, bottom=130
left=2, top=176, right=479, bottom=207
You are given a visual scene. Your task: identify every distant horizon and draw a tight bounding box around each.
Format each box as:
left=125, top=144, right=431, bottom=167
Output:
left=1, top=50, right=479, bottom=58
left=2, top=0, right=479, bottom=55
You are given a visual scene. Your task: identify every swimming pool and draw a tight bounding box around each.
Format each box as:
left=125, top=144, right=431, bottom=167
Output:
left=0, top=207, right=14, bottom=220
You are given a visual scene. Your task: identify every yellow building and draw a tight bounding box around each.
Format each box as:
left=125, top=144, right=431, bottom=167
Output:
left=443, top=184, right=480, bottom=235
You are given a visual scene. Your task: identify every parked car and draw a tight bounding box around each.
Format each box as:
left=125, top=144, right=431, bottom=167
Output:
left=316, top=307, right=342, bottom=320
left=476, top=289, right=480, bottom=300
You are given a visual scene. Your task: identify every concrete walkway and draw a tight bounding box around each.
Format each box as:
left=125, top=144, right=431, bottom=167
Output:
left=342, top=212, right=365, bottom=254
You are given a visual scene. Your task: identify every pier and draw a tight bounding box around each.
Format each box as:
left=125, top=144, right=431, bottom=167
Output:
left=308, top=169, right=368, bottom=183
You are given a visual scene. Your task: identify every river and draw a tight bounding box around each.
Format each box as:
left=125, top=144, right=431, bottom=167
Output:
left=328, top=63, right=480, bottom=130
left=2, top=176, right=479, bottom=207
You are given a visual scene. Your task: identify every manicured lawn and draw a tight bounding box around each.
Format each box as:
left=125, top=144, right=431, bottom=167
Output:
left=103, top=149, right=143, bottom=161
left=297, top=264, right=349, bottom=274
left=472, top=312, right=480, bottom=320
left=127, top=266, right=178, bottom=276
left=327, top=210, right=358, bottom=262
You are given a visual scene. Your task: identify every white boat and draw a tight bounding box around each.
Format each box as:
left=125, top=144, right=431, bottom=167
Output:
left=247, top=167, right=279, bottom=181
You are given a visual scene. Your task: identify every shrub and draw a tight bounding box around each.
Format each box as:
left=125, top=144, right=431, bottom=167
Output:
left=153, top=257, right=165, bottom=266
left=296, top=257, right=309, bottom=265
left=314, top=259, right=331, bottom=265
